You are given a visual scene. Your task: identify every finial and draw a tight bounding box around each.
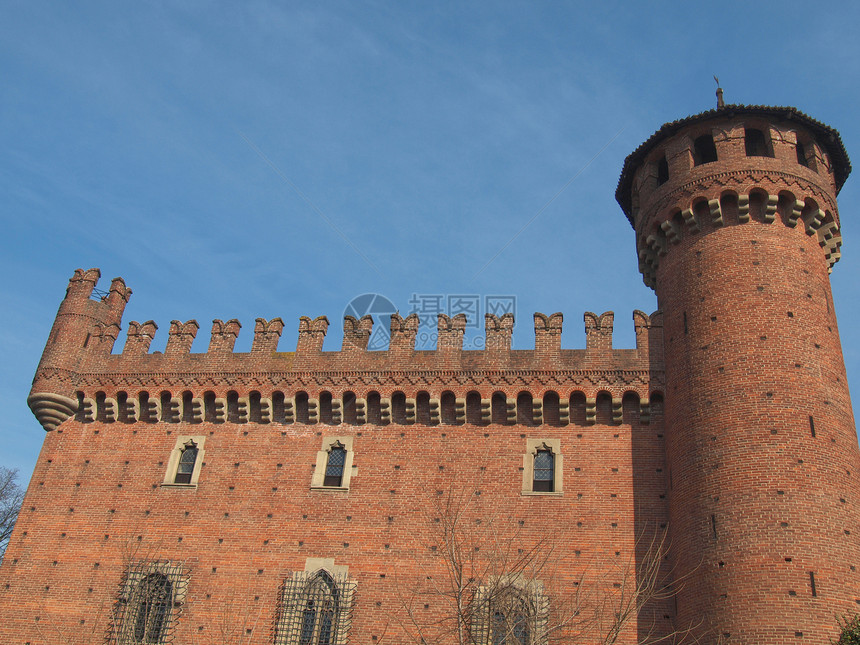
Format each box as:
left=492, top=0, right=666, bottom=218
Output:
left=714, top=76, right=725, bottom=109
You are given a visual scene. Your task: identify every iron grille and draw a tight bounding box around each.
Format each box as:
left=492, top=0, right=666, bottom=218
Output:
left=111, top=560, right=188, bottom=645
left=274, top=571, right=356, bottom=645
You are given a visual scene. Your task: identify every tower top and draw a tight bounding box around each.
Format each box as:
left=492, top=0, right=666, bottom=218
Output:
left=615, top=104, right=852, bottom=224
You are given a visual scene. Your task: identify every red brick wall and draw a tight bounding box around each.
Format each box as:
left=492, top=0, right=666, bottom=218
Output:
left=630, top=112, right=860, bottom=643
left=0, top=409, right=668, bottom=644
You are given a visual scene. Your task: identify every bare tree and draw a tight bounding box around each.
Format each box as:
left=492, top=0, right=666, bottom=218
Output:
left=385, top=486, right=689, bottom=645
left=0, top=466, right=25, bottom=561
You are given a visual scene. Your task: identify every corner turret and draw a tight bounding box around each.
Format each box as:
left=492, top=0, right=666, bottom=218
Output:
left=28, top=269, right=131, bottom=431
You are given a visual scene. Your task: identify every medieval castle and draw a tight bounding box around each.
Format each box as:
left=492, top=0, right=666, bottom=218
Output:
left=1, top=101, right=858, bottom=645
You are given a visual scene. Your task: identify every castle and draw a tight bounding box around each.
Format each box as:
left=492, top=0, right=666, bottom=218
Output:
left=1, top=101, right=858, bottom=645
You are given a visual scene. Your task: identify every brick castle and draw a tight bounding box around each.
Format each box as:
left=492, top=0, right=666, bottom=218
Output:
left=1, top=101, right=858, bottom=644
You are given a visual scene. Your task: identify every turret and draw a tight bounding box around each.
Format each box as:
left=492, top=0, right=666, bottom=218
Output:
left=28, top=269, right=131, bottom=431
left=617, top=103, right=860, bottom=642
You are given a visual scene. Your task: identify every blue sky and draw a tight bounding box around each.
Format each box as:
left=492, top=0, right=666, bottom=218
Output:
left=3, top=1, right=860, bottom=481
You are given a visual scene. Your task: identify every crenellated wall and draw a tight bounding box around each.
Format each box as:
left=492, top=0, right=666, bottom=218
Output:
left=28, top=269, right=665, bottom=433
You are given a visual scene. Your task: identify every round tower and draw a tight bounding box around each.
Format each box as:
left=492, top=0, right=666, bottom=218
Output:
left=617, top=104, right=860, bottom=643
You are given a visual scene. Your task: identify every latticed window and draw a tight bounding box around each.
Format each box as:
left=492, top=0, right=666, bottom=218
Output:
left=532, top=450, right=554, bottom=492
left=472, top=580, right=548, bottom=645
left=114, top=561, right=187, bottom=645
left=173, top=443, right=198, bottom=484
left=324, top=446, right=346, bottom=487
left=275, top=569, right=356, bottom=645
left=491, top=602, right=529, bottom=645
left=133, top=574, right=172, bottom=643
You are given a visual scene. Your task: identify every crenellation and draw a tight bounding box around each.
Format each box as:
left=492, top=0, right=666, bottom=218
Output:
left=296, top=316, right=329, bottom=354
left=437, top=313, right=466, bottom=352
left=533, top=312, right=562, bottom=355
left=389, top=312, right=419, bottom=354
left=123, top=320, right=158, bottom=355
left=342, top=315, right=373, bottom=351
left=166, top=320, right=199, bottom=355
left=484, top=313, right=514, bottom=351
left=252, top=317, right=284, bottom=353
left=585, top=311, right=614, bottom=352
left=208, top=319, right=241, bottom=354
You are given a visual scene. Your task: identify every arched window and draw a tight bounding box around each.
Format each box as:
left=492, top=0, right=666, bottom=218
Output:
left=656, top=155, right=669, bottom=185
left=319, top=391, right=334, bottom=425
left=441, top=391, right=457, bottom=425
left=517, top=392, right=534, bottom=426
left=299, top=572, right=338, bottom=645
left=542, top=392, right=560, bottom=427
left=204, top=391, right=218, bottom=423
left=295, top=392, right=310, bottom=424
left=416, top=391, right=432, bottom=425
left=392, top=391, right=407, bottom=425
left=596, top=392, right=613, bottom=425
left=533, top=449, right=554, bottom=492
left=486, top=588, right=532, bottom=645
left=173, top=442, right=198, bottom=485
left=324, top=444, right=347, bottom=487
left=693, top=134, right=718, bottom=165
left=342, top=392, right=357, bottom=425
left=569, top=392, right=586, bottom=426
left=492, top=392, right=508, bottom=425
left=745, top=127, right=773, bottom=157
left=132, top=573, right=172, bottom=643
left=275, top=568, right=355, bottom=645
left=466, top=391, right=483, bottom=425
left=796, top=140, right=810, bottom=167
left=366, top=391, right=382, bottom=425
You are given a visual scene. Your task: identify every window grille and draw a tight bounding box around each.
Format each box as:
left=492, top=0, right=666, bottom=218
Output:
left=275, top=570, right=356, bottom=645
left=324, top=446, right=346, bottom=487
left=532, top=450, right=554, bottom=492
left=472, top=581, right=548, bottom=645
left=173, top=443, right=198, bottom=484
left=112, top=561, right=188, bottom=645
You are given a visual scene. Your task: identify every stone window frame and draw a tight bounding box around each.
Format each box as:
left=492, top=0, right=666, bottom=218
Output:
left=274, top=558, right=356, bottom=645
left=114, top=560, right=188, bottom=645
left=471, top=574, right=549, bottom=645
left=161, top=435, right=206, bottom=488
left=311, top=436, right=355, bottom=491
left=521, top=438, right=562, bottom=496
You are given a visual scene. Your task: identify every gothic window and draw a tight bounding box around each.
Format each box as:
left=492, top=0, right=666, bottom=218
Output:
left=473, top=580, right=547, bottom=645
left=275, top=567, right=356, bottom=645
left=162, top=436, right=206, bottom=488
left=311, top=437, right=355, bottom=490
left=522, top=438, right=562, bottom=495
left=490, top=599, right=529, bottom=645
left=115, top=562, right=187, bottom=645
left=132, top=573, right=171, bottom=643
left=324, top=445, right=346, bottom=487
left=174, top=442, right=198, bottom=484
left=532, top=450, right=554, bottom=493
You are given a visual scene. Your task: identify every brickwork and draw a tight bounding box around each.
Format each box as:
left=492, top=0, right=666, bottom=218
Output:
left=0, top=102, right=857, bottom=645
left=620, top=106, right=860, bottom=643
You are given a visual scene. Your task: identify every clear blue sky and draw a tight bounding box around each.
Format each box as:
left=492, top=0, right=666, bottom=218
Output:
left=3, top=1, right=860, bottom=482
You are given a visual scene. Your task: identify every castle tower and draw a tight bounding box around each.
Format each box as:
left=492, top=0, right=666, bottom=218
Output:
left=617, top=105, right=860, bottom=642
left=28, top=268, right=131, bottom=431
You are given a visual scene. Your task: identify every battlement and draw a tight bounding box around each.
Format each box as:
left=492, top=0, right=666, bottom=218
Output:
left=28, top=270, right=664, bottom=431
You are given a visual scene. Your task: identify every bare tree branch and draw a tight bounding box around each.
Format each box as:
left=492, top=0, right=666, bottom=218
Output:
left=0, top=466, right=25, bottom=561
